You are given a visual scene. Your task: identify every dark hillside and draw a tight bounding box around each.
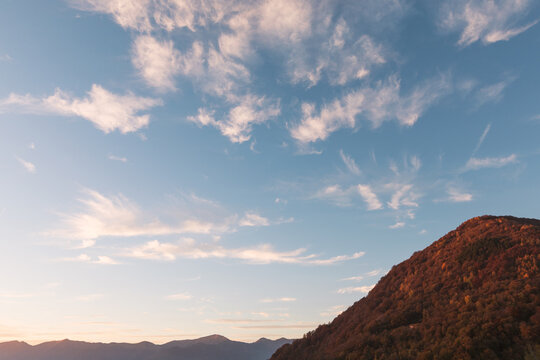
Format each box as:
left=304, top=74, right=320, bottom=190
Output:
left=271, top=216, right=540, bottom=360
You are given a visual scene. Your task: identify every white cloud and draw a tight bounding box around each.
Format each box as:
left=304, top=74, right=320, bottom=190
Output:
left=176, top=41, right=206, bottom=78
left=239, top=212, right=270, bottom=227
left=48, top=189, right=233, bottom=243
left=218, top=15, right=252, bottom=59
left=484, top=20, right=538, bottom=42
left=313, top=184, right=354, bottom=207
left=151, top=0, right=235, bottom=32
left=365, top=269, right=382, bottom=277
left=0, top=85, right=162, bottom=134
left=176, top=42, right=250, bottom=100
left=309, top=252, right=364, bottom=265
left=472, top=123, right=491, bottom=155
left=357, top=184, right=383, bottom=210
left=476, top=80, right=512, bottom=106
left=60, top=254, right=120, bottom=265
left=439, top=0, right=537, bottom=46
left=290, top=75, right=450, bottom=143
left=387, top=184, right=419, bottom=210
left=257, top=0, right=312, bottom=43
left=260, top=297, right=296, bottom=303
left=132, top=35, right=181, bottom=91
left=132, top=36, right=247, bottom=96
left=389, top=221, right=405, bottom=229
left=16, top=156, right=36, bottom=173
left=447, top=188, right=473, bottom=202
left=166, top=293, right=193, bottom=301
left=340, top=150, right=361, bottom=175
left=108, top=155, right=128, bottom=163
left=342, top=270, right=382, bottom=282
left=337, top=284, right=375, bottom=294
left=465, top=154, right=517, bottom=170
left=290, top=19, right=386, bottom=87
left=410, top=156, right=421, bottom=172
left=341, top=275, right=363, bottom=281
left=188, top=95, right=280, bottom=143
left=125, top=238, right=364, bottom=265
left=70, top=0, right=153, bottom=32
left=95, top=256, right=120, bottom=265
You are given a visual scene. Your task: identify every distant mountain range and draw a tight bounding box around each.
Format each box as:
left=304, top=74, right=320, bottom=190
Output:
left=0, top=335, right=292, bottom=360
left=271, top=216, right=540, bottom=359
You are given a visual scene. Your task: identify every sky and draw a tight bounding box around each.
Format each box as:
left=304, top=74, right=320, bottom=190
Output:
left=0, top=0, right=539, bottom=345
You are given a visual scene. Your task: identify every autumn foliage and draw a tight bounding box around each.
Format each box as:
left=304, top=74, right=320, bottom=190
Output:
left=271, top=216, right=540, bottom=360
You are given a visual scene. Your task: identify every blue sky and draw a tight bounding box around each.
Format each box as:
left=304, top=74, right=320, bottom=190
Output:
left=0, top=0, right=539, bottom=344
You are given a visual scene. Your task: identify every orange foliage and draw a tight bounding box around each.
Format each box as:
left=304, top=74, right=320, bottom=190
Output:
left=271, top=216, right=540, bottom=360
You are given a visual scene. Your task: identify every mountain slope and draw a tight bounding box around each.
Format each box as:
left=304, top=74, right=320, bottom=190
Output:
left=271, top=216, right=540, bottom=360
left=0, top=336, right=292, bottom=360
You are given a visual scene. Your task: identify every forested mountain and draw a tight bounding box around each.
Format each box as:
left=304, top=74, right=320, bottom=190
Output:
left=271, top=216, right=540, bottom=360
left=0, top=335, right=291, bottom=360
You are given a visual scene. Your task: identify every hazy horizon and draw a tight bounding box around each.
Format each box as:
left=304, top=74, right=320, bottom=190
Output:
left=1, top=334, right=287, bottom=346
left=0, top=0, right=539, bottom=345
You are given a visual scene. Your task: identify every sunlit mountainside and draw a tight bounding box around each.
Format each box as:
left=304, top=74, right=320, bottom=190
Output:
left=271, top=216, right=540, bottom=360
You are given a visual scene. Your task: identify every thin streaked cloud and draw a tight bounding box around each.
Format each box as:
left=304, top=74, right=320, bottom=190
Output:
left=439, top=0, right=537, bottom=46
left=337, top=285, right=375, bottom=294
left=464, top=154, right=517, bottom=171
left=0, top=85, right=162, bottom=134
left=16, top=156, right=36, bottom=173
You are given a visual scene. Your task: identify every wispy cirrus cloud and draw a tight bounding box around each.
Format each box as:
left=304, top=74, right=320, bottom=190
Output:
left=340, top=150, right=361, bottom=175
left=69, top=0, right=154, bottom=31
left=386, top=183, right=419, bottom=210
left=260, top=297, right=296, bottom=303
left=188, top=95, right=280, bottom=143
left=0, top=85, right=162, bottom=134
left=341, top=269, right=382, bottom=281
left=70, top=0, right=410, bottom=147
left=312, top=184, right=355, bottom=207
left=108, top=155, right=128, bottom=163
left=125, top=237, right=364, bottom=265
left=291, top=19, right=386, bottom=87
left=47, top=188, right=275, bottom=246
left=337, top=284, right=375, bottom=294
left=446, top=187, right=473, bottom=202
left=389, top=221, right=405, bottom=229
left=290, top=75, right=450, bottom=143
left=165, top=293, right=193, bottom=301
left=439, top=0, right=537, bottom=46
left=472, top=123, right=491, bottom=155
left=464, top=154, right=518, bottom=171
left=16, top=156, right=36, bottom=173
left=476, top=79, right=513, bottom=106
left=60, top=254, right=120, bottom=265
left=356, top=184, right=383, bottom=210
left=238, top=212, right=270, bottom=227
left=132, top=35, right=182, bottom=91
